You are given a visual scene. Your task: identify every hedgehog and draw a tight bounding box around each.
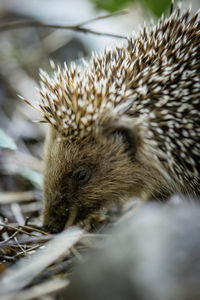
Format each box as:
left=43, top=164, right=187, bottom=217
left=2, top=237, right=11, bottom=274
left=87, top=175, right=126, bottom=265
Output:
left=22, top=4, right=200, bottom=233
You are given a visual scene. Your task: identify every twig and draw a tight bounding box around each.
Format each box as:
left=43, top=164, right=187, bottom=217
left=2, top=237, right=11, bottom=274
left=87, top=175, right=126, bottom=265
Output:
left=0, top=223, right=38, bottom=236
left=2, top=235, right=51, bottom=247
left=0, top=11, right=127, bottom=40
left=1, top=232, right=105, bottom=247
left=14, top=236, right=26, bottom=254
left=0, top=231, right=18, bottom=245
left=16, top=244, right=41, bottom=257
left=19, top=225, right=51, bottom=236
left=77, top=10, right=127, bottom=26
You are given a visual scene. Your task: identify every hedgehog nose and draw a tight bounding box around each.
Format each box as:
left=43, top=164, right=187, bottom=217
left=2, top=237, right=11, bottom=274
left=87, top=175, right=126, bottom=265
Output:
left=42, top=223, right=66, bottom=234
left=42, top=224, right=50, bottom=233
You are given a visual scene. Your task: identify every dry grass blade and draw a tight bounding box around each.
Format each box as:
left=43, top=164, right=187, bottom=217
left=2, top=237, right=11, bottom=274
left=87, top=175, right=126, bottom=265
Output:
left=0, top=226, right=83, bottom=296
left=0, top=191, right=37, bottom=205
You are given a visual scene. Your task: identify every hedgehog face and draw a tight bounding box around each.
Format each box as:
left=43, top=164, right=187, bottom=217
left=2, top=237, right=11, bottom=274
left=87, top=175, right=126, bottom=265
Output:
left=42, top=125, right=141, bottom=233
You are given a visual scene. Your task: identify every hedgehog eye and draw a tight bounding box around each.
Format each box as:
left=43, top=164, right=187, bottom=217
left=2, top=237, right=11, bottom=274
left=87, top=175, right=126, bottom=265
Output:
left=77, top=170, right=87, bottom=181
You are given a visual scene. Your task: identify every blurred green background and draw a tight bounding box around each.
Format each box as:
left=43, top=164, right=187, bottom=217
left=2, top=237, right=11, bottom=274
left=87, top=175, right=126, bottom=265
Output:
left=92, top=0, right=171, bottom=17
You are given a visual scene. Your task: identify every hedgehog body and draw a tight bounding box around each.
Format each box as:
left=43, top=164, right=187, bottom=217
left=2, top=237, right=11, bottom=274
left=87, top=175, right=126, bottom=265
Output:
left=26, top=7, right=200, bottom=232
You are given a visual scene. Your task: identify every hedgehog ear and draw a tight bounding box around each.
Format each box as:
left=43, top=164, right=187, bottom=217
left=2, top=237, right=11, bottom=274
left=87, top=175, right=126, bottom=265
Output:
left=103, top=120, right=138, bottom=157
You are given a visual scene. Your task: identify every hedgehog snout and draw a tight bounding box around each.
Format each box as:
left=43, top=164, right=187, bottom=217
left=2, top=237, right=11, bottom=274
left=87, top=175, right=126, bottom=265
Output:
left=43, top=192, right=72, bottom=233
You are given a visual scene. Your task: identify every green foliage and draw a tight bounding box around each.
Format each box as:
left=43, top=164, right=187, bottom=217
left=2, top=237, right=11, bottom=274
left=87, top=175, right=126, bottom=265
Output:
left=91, top=0, right=172, bottom=17
left=143, top=0, right=171, bottom=17
left=92, top=0, right=134, bottom=13
left=0, top=128, right=17, bottom=150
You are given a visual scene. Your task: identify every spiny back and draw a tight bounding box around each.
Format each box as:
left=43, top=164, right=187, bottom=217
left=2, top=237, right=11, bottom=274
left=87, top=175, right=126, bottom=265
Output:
left=23, top=6, right=200, bottom=192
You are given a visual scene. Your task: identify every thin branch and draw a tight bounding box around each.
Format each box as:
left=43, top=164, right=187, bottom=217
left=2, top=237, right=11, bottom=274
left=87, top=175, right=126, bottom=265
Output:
left=0, top=223, right=38, bottom=236
left=0, top=12, right=128, bottom=40
left=14, top=236, right=26, bottom=254
left=19, top=225, right=51, bottom=236
left=0, top=231, right=18, bottom=245
left=77, top=10, right=127, bottom=27
left=15, top=244, right=41, bottom=257
left=4, top=235, right=52, bottom=246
